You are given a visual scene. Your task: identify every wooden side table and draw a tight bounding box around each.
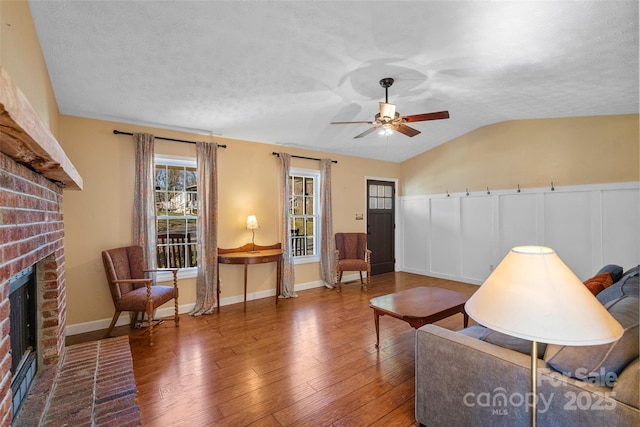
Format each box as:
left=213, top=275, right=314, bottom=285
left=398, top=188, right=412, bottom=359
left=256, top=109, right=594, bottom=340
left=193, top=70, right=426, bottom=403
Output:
left=218, top=243, right=283, bottom=312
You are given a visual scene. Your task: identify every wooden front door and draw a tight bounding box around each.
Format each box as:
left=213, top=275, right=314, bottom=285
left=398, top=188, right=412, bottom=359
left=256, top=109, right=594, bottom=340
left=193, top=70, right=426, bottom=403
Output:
left=367, top=180, right=395, bottom=275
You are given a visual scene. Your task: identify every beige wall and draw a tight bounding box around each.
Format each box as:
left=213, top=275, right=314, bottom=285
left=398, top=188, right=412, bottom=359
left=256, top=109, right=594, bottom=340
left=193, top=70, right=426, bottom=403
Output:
left=60, top=115, right=401, bottom=325
left=0, top=1, right=60, bottom=136
left=401, top=115, right=640, bottom=196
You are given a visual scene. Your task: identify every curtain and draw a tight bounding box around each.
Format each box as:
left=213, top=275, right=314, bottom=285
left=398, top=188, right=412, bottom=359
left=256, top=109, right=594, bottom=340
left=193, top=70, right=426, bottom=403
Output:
left=278, top=153, right=297, bottom=298
left=319, top=159, right=335, bottom=288
left=133, top=133, right=157, bottom=270
left=191, top=141, right=218, bottom=315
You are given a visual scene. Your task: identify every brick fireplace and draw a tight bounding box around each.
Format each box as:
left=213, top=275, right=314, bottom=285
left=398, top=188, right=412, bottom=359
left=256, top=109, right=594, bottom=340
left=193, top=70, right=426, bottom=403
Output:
left=0, top=66, right=82, bottom=426
left=0, top=152, right=66, bottom=422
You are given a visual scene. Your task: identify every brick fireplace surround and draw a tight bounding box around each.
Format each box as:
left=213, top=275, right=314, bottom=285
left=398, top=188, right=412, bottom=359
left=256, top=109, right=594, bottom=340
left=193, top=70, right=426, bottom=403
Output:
left=0, top=152, right=66, bottom=425
left=1, top=66, right=138, bottom=426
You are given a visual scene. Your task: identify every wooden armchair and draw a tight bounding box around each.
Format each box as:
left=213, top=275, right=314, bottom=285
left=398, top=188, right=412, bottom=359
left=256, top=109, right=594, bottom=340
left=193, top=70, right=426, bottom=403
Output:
left=102, top=245, right=179, bottom=346
left=335, top=232, right=372, bottom=292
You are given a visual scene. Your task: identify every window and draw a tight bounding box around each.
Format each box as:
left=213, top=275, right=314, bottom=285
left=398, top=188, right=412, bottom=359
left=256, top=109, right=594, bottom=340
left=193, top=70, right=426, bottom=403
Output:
left=155, top=156, right=198, bottom=269
left=368, top=183, right=393, bottom=209
left=289, top=169, right=320, bottom=262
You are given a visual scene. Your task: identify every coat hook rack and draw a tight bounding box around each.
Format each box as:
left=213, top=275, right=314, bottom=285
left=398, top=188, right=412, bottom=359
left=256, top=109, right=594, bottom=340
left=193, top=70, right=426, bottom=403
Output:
left=466, top=188, right=470, bottom=196
left=517, top=184, right=521, bottom=193
left=487, top=186, right=491, bottom=195
left=551, top=181, right=555, bottom=191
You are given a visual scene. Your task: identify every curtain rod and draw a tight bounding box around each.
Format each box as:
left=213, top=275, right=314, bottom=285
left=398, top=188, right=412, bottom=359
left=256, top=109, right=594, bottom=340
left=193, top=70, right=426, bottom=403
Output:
left=113, top=130, right=227, bottom=148
left=272, top=152, right=337, bottom=163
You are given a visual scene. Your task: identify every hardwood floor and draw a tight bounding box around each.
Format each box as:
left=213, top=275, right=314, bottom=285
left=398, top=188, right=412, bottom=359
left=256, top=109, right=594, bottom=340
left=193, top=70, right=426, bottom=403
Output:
left=67, top=272, right=478, bottom=426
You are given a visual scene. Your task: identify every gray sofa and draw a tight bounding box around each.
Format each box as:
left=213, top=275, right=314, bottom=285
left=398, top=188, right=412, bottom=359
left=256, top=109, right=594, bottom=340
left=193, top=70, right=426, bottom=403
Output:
left=416, top=266, right=640, bottom=427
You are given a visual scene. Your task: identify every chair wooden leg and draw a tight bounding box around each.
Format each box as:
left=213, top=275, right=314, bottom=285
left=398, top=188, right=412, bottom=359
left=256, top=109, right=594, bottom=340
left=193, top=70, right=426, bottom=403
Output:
left=104, top=311, right=121, bottom=338
left=174, top=296, right=180, bottom=327
left=365, top=267, right=371, bottom=292
left=147, top=301, right=154, bottom=347
left=336, top=271, right=343, bottom=292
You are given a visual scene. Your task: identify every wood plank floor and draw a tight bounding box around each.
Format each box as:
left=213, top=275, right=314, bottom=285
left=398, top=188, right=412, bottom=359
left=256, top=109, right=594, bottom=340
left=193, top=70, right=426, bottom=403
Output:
left=67, top=272, right=478, bottom=426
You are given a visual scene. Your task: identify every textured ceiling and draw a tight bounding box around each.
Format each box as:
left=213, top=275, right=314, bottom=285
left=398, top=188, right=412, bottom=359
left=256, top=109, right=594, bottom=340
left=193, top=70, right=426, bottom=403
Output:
left=28, top=1, right=638, bottom=162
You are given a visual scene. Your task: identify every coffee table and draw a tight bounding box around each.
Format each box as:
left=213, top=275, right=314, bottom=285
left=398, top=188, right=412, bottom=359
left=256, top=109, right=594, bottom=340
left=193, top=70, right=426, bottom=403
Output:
left=369, top=287, right=470, bottom=348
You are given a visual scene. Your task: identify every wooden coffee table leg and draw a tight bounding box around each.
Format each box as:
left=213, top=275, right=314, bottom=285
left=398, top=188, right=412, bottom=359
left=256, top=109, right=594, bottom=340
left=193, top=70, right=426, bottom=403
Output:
left=374, top=309, right=381, bottom=349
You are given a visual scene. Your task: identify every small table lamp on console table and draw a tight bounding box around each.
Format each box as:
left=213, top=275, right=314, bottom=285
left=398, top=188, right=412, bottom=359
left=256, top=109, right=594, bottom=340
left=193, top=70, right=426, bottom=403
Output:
left=246, top=215, right=259, bottom=252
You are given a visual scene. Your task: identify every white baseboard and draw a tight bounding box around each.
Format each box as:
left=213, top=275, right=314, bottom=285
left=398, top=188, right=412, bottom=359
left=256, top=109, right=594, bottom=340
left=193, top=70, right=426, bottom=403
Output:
left=65, top=276, right=340, bottom=336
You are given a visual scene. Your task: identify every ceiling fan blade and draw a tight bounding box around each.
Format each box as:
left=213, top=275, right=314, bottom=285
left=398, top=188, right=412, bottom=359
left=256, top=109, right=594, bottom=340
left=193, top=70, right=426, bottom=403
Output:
left=403, top=111, right=450, bottom=123
left=394, top=123, right=421, bottom=137
left=331, top=121, right=373, bottom=125
left=354, top=126, right=379, bottom=139
left=379, top=102, right=396, bottom=120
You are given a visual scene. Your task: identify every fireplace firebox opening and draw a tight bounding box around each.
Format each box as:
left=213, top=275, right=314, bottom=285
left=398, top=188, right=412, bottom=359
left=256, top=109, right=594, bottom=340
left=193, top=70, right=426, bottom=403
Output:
left=9, top=265, right=38, bottom=418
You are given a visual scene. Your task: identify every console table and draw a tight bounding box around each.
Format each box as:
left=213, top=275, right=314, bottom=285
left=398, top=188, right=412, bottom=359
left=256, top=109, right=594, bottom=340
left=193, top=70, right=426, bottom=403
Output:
left=217, top=243, right=283, bottom=312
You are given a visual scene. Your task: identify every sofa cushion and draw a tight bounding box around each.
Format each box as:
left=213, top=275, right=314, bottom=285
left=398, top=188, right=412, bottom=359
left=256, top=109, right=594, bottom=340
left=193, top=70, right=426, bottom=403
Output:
left=459, top=324, right=547, bottom=358
left=597, top=264, right=624, bottom=283
left=583, top=272, right=613, bottom=296
left=545, top=295, right=639, bottom=383
left=597, top=266, right=639, bottom=304
left=613, top=357, right=639, bottom=409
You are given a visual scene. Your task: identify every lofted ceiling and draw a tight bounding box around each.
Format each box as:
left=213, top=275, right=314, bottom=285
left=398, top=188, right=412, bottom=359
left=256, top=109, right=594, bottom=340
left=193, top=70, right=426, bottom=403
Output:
left=28, top=1, right=638, bottom=162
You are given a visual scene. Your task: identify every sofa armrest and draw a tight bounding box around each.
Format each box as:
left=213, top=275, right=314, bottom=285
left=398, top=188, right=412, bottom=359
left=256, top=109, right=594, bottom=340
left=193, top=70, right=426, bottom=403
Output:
left=415, top=325, right=639, bottom=427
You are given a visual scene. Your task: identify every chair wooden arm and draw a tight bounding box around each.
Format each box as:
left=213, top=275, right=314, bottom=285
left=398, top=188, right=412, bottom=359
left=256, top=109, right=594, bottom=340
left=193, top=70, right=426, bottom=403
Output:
left=144, top=268, right=179, bottom=288
left=111, top=278, right=153, bottom=284
left=365, top=249, right=372, bottom=263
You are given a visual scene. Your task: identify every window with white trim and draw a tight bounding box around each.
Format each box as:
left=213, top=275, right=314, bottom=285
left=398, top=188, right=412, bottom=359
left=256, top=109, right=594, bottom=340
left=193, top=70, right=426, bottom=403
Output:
left=289, top=169, right=320, bottom=262
left=155, top=156, right=198, bottom=269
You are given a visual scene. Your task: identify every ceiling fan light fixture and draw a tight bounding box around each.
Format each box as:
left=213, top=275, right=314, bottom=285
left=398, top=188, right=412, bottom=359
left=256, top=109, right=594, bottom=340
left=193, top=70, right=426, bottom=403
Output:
left=330, top=77, right=450, bottom=139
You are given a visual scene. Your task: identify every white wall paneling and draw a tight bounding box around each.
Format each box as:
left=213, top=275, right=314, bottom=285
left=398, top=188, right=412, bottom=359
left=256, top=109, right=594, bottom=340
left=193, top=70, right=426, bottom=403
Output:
left=398, top=182, right=639, bottom=285
left=601, top=188, right=640, bottom=270
left=459, top=196, right=494, bottom=282
left=429, top=197, right=460, bottom=278
left=399, top=197, right=430, bottom=273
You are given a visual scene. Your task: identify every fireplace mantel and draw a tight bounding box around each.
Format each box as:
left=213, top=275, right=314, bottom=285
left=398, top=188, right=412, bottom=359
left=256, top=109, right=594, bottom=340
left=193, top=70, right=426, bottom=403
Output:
left=0, top=66, right=82, bottom=190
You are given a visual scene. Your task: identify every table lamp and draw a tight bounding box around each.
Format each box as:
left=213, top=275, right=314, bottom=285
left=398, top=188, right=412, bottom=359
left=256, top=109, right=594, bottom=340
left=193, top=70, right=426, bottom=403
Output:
left=246, top=215, right=259, bottom=252
left=464, top=246, right=623, bottom=427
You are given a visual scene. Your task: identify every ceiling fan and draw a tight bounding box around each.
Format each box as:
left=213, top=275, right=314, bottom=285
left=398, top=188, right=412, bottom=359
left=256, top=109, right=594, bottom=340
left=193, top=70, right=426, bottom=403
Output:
left=331, top=77, right=450, bottom=138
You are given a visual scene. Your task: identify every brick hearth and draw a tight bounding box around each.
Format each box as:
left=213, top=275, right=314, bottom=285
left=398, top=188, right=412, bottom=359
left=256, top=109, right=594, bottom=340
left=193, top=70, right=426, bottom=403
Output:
left=13, top=336, right=140, bottom=427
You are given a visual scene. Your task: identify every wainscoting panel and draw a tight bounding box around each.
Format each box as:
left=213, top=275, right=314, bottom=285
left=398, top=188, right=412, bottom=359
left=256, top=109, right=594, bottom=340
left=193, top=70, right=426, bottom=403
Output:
left=498, top=193, right=540, bottom=255
left=544, top=191, right=593, bottom=279
left=399, top=197, right=430, bottom=273
left=429, top=197, right=459, bottom=278
left=602, top=188, right=640, bottom=269
left=460, top=196, right=494, bottom=282
left=398, top=182, right=639, bottom=285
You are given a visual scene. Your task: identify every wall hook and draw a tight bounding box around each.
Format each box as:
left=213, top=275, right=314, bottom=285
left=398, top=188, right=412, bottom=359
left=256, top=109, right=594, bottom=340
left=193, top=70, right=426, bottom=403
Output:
left=446, top=190, right=450, bottom=197
left=551, top=181, right=555, bottom=191
left=487, top=186, right=490, bottom=195
left=517, top=184, right=521, bottom=193
left=466, top=188, right=470, bottom=196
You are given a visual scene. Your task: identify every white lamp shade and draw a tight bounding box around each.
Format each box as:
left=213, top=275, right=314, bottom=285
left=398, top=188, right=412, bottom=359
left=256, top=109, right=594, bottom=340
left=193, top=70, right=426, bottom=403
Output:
left=246, top=215, right=259, bottom=230
left=465, top=246, right=623, bottom=346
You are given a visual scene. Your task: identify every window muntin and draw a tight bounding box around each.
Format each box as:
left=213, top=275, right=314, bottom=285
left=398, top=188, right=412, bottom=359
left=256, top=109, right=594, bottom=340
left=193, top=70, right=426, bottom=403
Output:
left=289, top=169, right=320, bottom=260
left=369, top=184, right=393, bottom=209
left=155, top=158, right=198, bottom=269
